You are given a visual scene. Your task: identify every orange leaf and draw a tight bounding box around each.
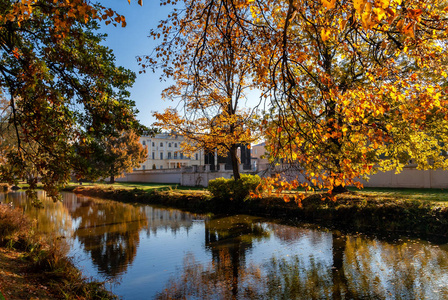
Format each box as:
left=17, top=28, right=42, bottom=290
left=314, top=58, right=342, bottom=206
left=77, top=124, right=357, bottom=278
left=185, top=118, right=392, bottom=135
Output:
left=322, top=0, right=336, bottom=9
left=321, top=28, right=331, bottom=42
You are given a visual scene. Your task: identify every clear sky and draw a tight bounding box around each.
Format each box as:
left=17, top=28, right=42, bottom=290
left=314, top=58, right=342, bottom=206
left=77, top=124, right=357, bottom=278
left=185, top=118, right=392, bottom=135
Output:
left=98, top=0, right=175, bottom=128
left=98, top=0, right=265, bottom=129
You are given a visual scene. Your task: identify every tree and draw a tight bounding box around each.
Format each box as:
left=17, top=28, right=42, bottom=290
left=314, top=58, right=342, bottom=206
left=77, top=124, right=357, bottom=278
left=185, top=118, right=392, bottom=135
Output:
left=147, top=0, right=260, bottom=180
left=0, top=0, right=143, bottom=199
left=149, top=0, right=448, bottom=199
left=96, top=129, right=148, bottom=184
left=255, top=0, right=448, bottom=194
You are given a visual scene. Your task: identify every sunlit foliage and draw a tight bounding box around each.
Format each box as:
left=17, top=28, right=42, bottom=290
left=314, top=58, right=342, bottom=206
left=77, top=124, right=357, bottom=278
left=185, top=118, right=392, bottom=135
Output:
left=256, top=0, right=448, bottom=197
left=149, top=0, right=448, bottom=202
left=0, top=0, right=144, bottom=199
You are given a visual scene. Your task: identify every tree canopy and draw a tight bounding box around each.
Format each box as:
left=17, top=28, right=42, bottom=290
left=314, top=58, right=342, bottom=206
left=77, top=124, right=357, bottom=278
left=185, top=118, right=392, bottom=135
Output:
left=148, top=0, right=260, bottom=179
left=0, top=0, right=144, bottom=199
left=257, top=0, right=448, bottom=195
left=149, top=0, right=448, bottom=200
left=78, top=129, right=148, bottom=184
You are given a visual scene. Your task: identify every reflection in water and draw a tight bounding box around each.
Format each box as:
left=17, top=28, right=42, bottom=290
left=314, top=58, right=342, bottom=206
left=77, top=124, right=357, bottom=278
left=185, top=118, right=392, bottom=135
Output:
left=0, top=191, right=73, bottom=237
left=1, top=191, right=206, bottom=281
left=157, top=215, right=270, bottom=300
left=70, top=197, right=148, bottom=277
left=141, top=205, right=203, bottom=236
left=343, top=236, right=448, bottom=299
left=158, top=224, right=448, bottom=300
left=2, top=191, right=448, bottom=299
left=205, top=215, right=270, bottom=300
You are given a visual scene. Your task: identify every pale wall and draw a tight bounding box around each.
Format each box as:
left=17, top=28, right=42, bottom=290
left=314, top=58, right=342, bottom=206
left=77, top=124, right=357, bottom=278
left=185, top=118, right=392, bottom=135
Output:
left=360, top=168, right=448, bottom=189
left=117, top=166, right=235, bottom=187
left=117, top=169, right=182, bottom=184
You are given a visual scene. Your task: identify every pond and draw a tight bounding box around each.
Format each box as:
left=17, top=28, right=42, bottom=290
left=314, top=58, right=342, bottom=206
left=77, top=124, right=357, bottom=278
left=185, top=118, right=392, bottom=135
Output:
left=1, top=191, right=448, bottom=299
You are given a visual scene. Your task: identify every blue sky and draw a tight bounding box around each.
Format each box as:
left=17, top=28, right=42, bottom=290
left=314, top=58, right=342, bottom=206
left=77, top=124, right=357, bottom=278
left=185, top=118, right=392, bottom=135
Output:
left=98, top=0, right=264, bottom=129
left=98, top=0, right=175, bottom=127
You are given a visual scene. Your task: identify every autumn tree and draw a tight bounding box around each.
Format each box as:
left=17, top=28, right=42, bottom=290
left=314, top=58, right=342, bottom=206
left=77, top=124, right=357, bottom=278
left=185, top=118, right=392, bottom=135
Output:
left=78, top=129, right=148, bottom=184
left=147, top=0, right=260, bottom=180
left=254, top=0, right=448, bottom=194
left=0, top=0, right=144, bottom=199
left=148, top=0, right=448, bottom=198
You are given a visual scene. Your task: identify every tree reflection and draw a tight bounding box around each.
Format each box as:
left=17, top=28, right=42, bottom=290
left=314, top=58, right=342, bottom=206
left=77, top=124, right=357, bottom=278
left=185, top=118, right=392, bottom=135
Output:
left=205, top=215, right=270, bottom=299
left=155, top=215, right=269, bottom=299
left=70, top=197, right=147, bottom=278
left=1, top=191, right=73, bottom=237
left=157, top=220, right=448, bottom=300
left=343, top=236, right=448, bottom=299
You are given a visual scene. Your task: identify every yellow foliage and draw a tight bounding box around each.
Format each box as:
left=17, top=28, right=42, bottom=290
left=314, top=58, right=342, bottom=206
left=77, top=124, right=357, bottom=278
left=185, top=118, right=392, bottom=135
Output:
left=150, top=0, right=448, bottom=200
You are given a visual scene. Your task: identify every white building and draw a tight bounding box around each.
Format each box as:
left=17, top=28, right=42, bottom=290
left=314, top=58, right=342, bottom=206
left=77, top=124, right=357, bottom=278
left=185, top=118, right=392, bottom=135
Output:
left=137, top=133, right=204, bottom=170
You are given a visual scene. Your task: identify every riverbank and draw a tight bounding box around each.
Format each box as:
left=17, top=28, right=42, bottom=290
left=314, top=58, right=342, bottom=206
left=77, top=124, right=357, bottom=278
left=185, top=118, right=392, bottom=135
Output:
left=0, top=204, right=117, bottom=300
left=73, top=185, right=448, bottom=241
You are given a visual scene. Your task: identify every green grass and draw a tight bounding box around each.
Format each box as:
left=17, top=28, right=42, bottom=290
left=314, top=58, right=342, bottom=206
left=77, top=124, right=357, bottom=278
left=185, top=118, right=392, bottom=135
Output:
left=62, top=181, right=208, bottom=193
left=347, top=187, right=448, bottom=203
left=15, top=181, right=207, bottom=193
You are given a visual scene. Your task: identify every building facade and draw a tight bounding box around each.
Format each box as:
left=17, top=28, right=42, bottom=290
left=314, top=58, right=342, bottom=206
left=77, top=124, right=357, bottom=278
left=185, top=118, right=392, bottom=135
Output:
left=138, top=133, right=204, bottom=170
left=251, top=142, right=269, bottom=172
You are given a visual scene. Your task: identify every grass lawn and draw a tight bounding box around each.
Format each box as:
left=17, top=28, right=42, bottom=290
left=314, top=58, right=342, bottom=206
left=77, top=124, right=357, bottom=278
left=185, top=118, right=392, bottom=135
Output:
left=347, top=187, right=448, bottom=203
left=64, top=181, right=208, bottom=192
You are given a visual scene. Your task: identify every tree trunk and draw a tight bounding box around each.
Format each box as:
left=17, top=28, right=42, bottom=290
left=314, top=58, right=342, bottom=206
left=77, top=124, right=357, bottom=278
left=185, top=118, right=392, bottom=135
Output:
left=109, top=174, right=115, bottom=184
left=229, top=144, right=240, bottom=180
left=332, top=184, right=348, bottom=194
left=331, top=231, right=352, bottom=299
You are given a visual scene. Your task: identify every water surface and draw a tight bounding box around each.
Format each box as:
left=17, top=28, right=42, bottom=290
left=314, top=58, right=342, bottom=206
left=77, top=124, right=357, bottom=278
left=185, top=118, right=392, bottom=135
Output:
left=1, top=191, right=448, bottom=299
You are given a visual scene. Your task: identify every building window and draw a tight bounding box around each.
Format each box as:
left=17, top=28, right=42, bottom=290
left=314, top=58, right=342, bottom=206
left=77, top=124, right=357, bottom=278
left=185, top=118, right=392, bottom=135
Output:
left=160, top=165, right=163, bottom=169
left=152, top=142, right=155, bottom=147
left=152, top=152, right=155, bottom=160
left=160, top=142, right=163, bottom=147
left=168, top=152, right=172, bottom=159
left=142, top=165, right=145, bottom=170
left=195, top=153, right=198, bottom=160
left=174, top=143, right=177, bottom=147
left=174, top=152, right=178, bottom=159
left=142, top=141, right=146, bottom=145
left=180, top=153, right=183, bottom=159
left=160, top=152, right=163, bottom=159
left=168, top=143, right=171, bottom=147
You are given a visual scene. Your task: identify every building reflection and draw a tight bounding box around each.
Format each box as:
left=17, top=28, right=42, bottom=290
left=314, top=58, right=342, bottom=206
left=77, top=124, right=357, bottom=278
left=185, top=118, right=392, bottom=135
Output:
left=68, top=195, right=203, bottom=279
left=156, top=215, right=270, bottom=300
left=140, top=205, right=203, bottom=236
left=1, top=191, right=202, bottom=279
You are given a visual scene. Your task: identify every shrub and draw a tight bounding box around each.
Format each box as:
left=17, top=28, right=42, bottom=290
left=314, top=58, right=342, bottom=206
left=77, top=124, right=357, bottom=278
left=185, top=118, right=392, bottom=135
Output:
left=208, top=174, right=261, bottom=201
left=0, top=183, right=9, bottom=192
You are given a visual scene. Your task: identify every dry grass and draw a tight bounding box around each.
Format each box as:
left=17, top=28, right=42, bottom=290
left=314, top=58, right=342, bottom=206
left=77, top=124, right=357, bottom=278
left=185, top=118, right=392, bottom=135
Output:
left=0, top=204, right=117, bottom=299
left=0, top=205, right=34, bottom=249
